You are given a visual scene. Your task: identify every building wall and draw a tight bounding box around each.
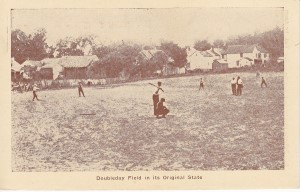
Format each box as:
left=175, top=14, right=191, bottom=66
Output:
left=238, top=59, right=253, bottom=67
left=40, top=68, right=53, bottom=80
left=226, top=54, right=241, bottom=68
left=188, top=53, right=213, bottom=70
left=52, top=65, right=63, bottom=79
left=162, top=64, right=186, bottom=76
left=64, top=67, right=88, bottom=79
left=225, top=46, right=270, bottom=68
left=251, top=47, right=269, bottom=64
left=212, top=61, right=228, bottom=71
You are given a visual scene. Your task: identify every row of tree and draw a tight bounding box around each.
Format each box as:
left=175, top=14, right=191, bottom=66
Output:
left=12, top=27, right=284, bottom=78
left=193, top=27, right=284, bottom=59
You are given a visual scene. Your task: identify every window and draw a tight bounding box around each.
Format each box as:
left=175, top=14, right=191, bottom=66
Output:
left=258, top=53, right=261, bottom=58
left=264, top=53, right=267, bottom=58
left=236, top=61, right=239, bottom=66
left=240, top=53, right=243, bottom=57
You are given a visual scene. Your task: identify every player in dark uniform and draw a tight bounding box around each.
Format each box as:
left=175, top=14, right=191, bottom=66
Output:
left=152, top=81, right=163, bottom=115
left=78, top=82, right=85, bottom=97
left=199, top=78, right=204, bottom=90
left=261, top=77, right=267, bottom=88
left=32, top=84, right=39, bottom=101
left=231, top=77, right=237, bottom=95
left=156, top=98, right=169, bottom=118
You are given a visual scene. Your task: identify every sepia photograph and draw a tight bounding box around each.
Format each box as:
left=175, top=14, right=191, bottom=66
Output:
left=1, top=0, right=299, bottom=190
left=10, top=7, right=285, bottom=172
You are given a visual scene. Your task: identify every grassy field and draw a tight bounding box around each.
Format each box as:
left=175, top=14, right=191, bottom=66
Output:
left=11, top=72, right=284, bottom=171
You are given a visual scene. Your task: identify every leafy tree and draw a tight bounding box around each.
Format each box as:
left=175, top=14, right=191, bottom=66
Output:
left=91, top=43, right=142, bottom=78
left=194, top=40, right=211, bottom=51
left=27, top=28, right=48, bottom=60
left=226, top=27, right=284, bottom=59
left=213, top=39, right=225, bottom=49
left=54, top=35, right=98, bottom=57
left=11, top=29, right=30, bottom=63
left=54, top=37, right=84, bottom=57
left=92, top=45, right=113, bottom=59
left=159, top=41, right=187, bottom=67
left=259, top=27, right=284, bottom=58
left=11, top=28, right=48, bottom=63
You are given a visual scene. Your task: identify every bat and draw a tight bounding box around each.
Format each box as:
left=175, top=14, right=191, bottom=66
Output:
left=148, top=83, right=164, bottom=92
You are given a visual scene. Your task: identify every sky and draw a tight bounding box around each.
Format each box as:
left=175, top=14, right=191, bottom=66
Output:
left=11, top=8, right=284, bottom=47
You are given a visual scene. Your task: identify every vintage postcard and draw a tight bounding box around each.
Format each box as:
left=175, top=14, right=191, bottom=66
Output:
left=0, top=0, right=299, bottom=190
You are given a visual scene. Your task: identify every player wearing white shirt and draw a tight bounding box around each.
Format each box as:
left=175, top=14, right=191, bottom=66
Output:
left=236, top=76, right=243, bottom=96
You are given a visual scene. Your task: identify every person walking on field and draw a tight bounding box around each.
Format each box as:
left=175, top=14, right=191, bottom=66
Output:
left=78, top=82, right=85, bottom=97
left=32, top=84, right=39, bottom=101
left=261, top=77, right=267, bottom=88
left=152, top=81, right=163, bottom=115
left=199, top=78, right=204, bottom=90
left=156, top=98, right=170, bottom=118
left=236, top=76, right=243, bottom=96
left=231, top=77, right=237, bottom=95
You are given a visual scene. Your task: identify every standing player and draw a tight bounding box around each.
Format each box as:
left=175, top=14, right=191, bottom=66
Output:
left=236, top=76, right=243, bottom=96
left=152, top=81, right=163, bottom=116
left=231, top=77, right=237, bottom=95
left=261, top=77, right=267, bottom=88
left=78, top=82, right=85, bottom=97
left=32, top=84, right=39, bottom=101
left=199, top=78, right=204, bottom=90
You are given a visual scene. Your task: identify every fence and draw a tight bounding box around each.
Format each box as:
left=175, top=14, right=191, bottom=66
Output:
left=12, top=78, right=123, bottom=92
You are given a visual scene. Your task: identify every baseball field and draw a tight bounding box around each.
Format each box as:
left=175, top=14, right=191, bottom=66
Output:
left=11, top=72, right=284, bottom=171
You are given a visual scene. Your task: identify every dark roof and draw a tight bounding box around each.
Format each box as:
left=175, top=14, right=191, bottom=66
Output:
left=189, top=50, right=212, bottom=57
left=213, top=59, right=228, bottom=64
left=208, top=49, right=219, bottom=56
left=139, top=50, right=164, bottom=60
left=225, top=44, right=268, bottom=54
left=241, top=57, right=253, bottom=61
left=200, top=51, right=213, bottom=57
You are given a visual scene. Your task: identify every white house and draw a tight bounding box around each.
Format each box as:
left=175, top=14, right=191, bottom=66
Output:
left=11, top=57, right=22, bottom=81
left=207, top=47, right=223, bottom=60
left=224, top=44, right=269, bottom=68
left=186, top=47, right=214, bottom=71
left=11, top=57, right=22, bottom=72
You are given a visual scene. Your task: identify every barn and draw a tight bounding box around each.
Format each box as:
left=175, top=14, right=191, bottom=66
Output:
left=212, top=59, right=228, bottom=72
left=58, top=55, right=98, bottom=79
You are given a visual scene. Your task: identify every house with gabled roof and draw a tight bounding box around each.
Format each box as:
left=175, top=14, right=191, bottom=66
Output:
left=186, top=47, right=214, bottom=71
left=11, top=57, right=22, bottom=81
left=212, top=59, right=228, bottom=72
left=40, top=55, right=99, bottom=80
left=224, top=44, right=269, bottom=68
